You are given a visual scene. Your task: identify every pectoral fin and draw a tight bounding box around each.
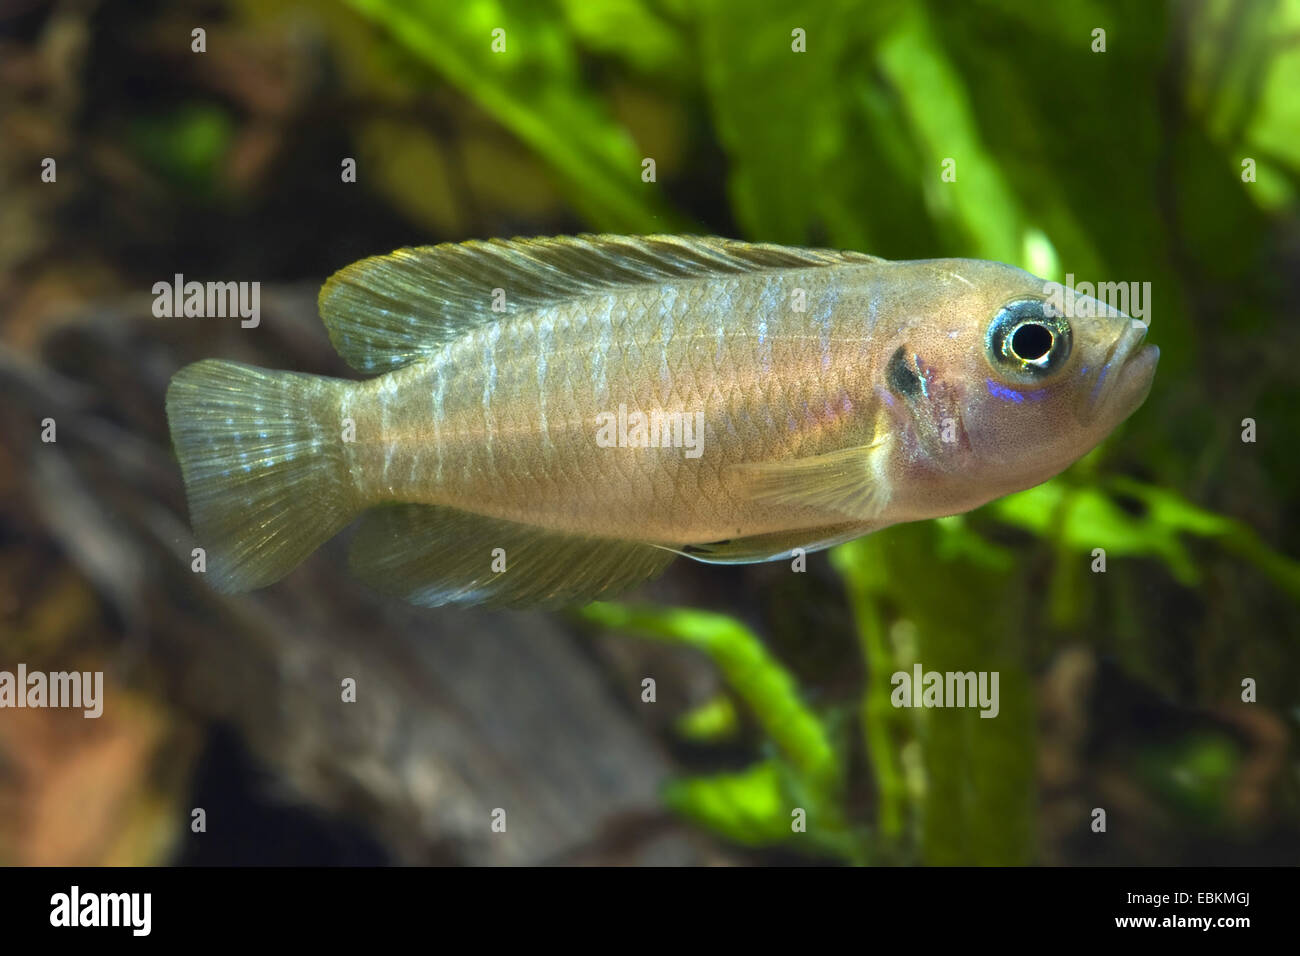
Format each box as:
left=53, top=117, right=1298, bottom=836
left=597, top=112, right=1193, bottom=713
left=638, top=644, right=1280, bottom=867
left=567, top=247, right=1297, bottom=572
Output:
left=727, top=437, right=892, bottom=521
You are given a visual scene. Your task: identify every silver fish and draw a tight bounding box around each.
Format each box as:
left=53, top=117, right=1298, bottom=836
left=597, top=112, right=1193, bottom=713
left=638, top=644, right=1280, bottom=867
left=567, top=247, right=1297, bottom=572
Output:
left=165, top=235, right=1157, bottom=606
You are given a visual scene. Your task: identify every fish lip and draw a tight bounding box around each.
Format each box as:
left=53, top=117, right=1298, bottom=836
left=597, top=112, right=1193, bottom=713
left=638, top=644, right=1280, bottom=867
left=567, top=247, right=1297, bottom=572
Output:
left=1081, top=321, right=1157, bottom=423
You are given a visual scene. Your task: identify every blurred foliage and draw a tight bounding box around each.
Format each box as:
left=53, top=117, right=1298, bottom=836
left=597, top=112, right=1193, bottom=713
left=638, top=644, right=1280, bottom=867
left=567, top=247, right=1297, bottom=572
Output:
left=673, top=694, right=740, bottom=742
left=1139, top=732, right=1241, bottom=825
left=580, top=601, right=864, bottom=861
left=340, top=0, right=689, bottom=232
left=129, top=105, right=236, bottom=197
left=581, top=512, right=1041, bottom=865
left=506, top=0, right=1296, bottom=862
left=5, top=0, right=1297, bottom=864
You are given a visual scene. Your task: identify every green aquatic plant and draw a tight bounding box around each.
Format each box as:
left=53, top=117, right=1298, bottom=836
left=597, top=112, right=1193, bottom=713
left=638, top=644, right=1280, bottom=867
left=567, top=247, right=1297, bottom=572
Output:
left=579, top=600, right=864, bottom=861
left=581, top=477, right=1299, bottom=863
left=289, top=0, right=1300, bottom=858
left=343, top=0, right=684, bottom=233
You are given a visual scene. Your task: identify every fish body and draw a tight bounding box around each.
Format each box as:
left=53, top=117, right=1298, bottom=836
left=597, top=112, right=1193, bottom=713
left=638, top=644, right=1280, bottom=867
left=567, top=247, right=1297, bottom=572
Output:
left=166, top=235, right=1158, bottom=606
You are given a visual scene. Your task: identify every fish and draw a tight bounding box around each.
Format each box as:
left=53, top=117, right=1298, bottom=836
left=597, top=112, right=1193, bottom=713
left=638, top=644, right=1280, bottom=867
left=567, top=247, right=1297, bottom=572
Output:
left=164, top=234, right=1158, bottom=607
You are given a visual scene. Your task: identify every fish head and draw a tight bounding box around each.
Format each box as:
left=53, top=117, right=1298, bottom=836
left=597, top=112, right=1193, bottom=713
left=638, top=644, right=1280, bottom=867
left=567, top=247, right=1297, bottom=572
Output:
left=868, top=259, right=1158, bottom=509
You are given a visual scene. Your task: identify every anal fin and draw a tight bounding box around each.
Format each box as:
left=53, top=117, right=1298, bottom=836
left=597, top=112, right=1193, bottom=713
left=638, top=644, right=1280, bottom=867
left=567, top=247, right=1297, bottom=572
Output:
left=350, top=504, right=674, bottom=608
left=680, top=521, right=874, bottom=565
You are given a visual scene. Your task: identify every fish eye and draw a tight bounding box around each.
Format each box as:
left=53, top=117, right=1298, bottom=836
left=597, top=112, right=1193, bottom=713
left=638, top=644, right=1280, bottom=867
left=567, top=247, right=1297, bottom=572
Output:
left=985, top=299, right=1072, bottom=381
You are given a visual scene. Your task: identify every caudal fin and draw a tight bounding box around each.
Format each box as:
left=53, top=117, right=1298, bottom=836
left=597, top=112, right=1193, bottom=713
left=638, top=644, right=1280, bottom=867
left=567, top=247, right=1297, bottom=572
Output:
left=165, top=359, right=356, bottom=592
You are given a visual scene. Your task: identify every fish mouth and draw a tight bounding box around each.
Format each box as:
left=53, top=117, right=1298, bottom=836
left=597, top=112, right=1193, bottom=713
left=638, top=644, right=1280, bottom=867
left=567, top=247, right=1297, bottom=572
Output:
left=1081, top=321, right=1159, bottom=425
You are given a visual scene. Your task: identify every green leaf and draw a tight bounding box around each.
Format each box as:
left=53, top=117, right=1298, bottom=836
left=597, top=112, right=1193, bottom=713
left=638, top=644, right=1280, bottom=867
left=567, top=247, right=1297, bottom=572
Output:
left=129, top=104, right=234, bottom=196
left=580, top=602, right=839, bottom=788
left=990, top=477, right=1300, bottom=598
left=874, top=7, right=1022, bottom=261
left=662, top=761, right=792, bottom=846
left=344, top=0, right=687, bottom=232
left=674, top=694, right=741, bottom=742
left=1139, top=733, right=1241, bottom=823
left=557, top=0, right=685, bottom=74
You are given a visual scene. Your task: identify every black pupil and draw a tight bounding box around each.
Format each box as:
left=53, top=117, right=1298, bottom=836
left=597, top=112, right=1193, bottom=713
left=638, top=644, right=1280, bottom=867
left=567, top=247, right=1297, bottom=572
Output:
left=1011, top=323, right=1053, bottom=361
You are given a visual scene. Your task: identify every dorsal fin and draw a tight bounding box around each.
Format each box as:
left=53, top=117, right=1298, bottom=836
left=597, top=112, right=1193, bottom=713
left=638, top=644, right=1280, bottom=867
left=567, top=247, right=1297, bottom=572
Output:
left=317, top=234, right=882, bottom=373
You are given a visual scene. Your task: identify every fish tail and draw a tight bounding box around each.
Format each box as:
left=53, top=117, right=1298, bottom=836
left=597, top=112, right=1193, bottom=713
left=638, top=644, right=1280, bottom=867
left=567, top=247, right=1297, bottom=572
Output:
left=165, top=359, right=357, bottom=592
